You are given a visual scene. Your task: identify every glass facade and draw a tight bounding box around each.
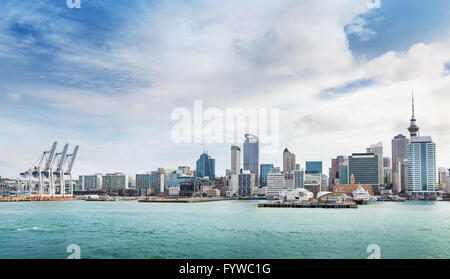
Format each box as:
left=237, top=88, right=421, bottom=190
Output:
left=243, top=134, right=259, bottom=184
left=260, top=164, right=274, bottom=186
left=348, top=153, right=379, bottom=192
left=305, top=161, right=322, bottom=174
left=196, top=153, right=215, bottom=180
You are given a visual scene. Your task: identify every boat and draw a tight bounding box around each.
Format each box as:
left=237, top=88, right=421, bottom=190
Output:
left=352, top=186, right=370, bottom=204
left=436, top=196, right=443, bottom=201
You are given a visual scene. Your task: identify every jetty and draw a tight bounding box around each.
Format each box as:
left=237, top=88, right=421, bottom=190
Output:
left=138, top=197, right=232, bottom=203
left=0, top=196, right=74, bottom=203
left=258, top=201, right=358, bottom=209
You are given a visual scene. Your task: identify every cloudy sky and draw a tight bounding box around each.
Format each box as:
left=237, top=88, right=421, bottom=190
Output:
left=1, top=0, right=450, bottom=178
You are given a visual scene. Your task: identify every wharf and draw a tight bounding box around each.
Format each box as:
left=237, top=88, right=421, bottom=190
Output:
left=258, top=202, right=358, bottom=209
left=138, top=197, right=232, bottom=203
left=0, top=196, right=74, bottom=203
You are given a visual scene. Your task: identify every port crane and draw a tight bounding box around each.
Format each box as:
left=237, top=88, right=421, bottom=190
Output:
left=20, top=142, right=79, bottom=198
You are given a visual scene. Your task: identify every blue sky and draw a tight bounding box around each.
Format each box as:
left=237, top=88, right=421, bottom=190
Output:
left=1, top=0, right=450, bottom=178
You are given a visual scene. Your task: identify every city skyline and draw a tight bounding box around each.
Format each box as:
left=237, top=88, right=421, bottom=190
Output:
left=2, top=1, right=450, bottom=178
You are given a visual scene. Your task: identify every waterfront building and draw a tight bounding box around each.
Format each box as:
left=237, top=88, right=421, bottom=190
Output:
left=279, top=188, right=313, bottom=202
left=196, top=152, right=215, bottom=180
left=334, top=183, right=374, bottom=195
left=294, top=169, right=304, bottom=188
left=338, top=161, right=349, bottom=185
left=238, top=171, right=255, bottom=197
left=317, top=192, right=347, bottom=204
left=78, top=174, right=103, bottom=191
left=260, top=164, right=274, bottom=187
left=230, top=174, right=239, bottom=195
left=266, top=167, right=285, bottom=198
left=304, top=172, right=322, bottom=198
left=151, top=171, right=165, bottom=195
left=136, top=173, right=152, bottom=195
left=392, top=134, right=409, bottom=193
left=367, top=142, right=384, bottom=188
left=305, top=161, right=322, bottom=174
left=330, top=159, right=337, bottom=188
left=406, top=97, right=440, bottom=198
left=348, top=153, right=380, bottom=192
left=407, top=136, right=438, bottom=195
left=438, top=168, right=448, bottom=191
left=168, top=186, right=180, bottom=196
left=166, top=172, right=195, bottom=188
left=243, top=134, right=259, bottom=186
left=102, top=173, right=128, bottom=194
left=231, top=145, right=241, bottom=176
left=283, top=148, right=296, bottom=172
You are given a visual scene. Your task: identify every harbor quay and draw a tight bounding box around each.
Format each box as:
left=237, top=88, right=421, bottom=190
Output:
left=258, top=201, right=358, bottom=209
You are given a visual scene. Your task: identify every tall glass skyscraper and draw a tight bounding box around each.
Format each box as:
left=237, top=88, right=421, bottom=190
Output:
left=260, top=164, right=274, bottom=186
left=407, top=136, right=437, bottom=193
left=392, top=134, right=409, bottom=193
left=230, top=145, right=241, bottom=176
left=196, top=153, right=215, bottom=180
left=348, top=153, right=379, bottom=192
left=243, top=134, right=259, bottom=185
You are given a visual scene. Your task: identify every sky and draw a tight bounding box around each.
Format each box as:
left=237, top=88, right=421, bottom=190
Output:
left=1, top=0, right=450, bottom=178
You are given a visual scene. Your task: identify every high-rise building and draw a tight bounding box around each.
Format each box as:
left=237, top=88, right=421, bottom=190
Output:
left=407, top=136, right=438, bottom=193
left=392, top=134, right=409, bottom=193
left=348, top=153, right=380, bottom=192
left=338, top=160, right=349, bottom=185
left=151, top=171, right=165, bottom=194
left=305, top=161, right=322, bottom=174
left=266, top=167, right=285, bottom=198
left=283, top=148, right=296, bottom=173
left=438, top=168, right=447, bottom=191
left=260, top=164, right=274, bottom=187
left=196, top=153, right=215, bottom=180
left=295, top=164, right=301, bottom=171
left=294, top=169, right=305, bottom=188
left=367, top=142, right=384, bottom=188
left=102, top=173, right=128, bottom=194
left=230, top=145, right=241, bottom=176
left=406, top=96, right=440, bottom=198
left=243, top=134, right=259, bottom=186
left=78, top=174, right=103, bottom=191
left=238, top=171, right=255, bottom=197
left=136, top=173, right=152, bottom=195
left=383, top=157, right=391, bottom=169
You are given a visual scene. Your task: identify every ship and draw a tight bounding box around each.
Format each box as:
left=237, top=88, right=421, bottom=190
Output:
left=352, top=186, right=371, bottom=205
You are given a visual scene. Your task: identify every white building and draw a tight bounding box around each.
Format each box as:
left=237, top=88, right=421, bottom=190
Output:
left=279, top=188, right=313, bottom=202
left=102, top=173, right=128, bottom=192
left=231, top=145, right=241, bottom=176
left=367, top=142, right=384, bottom=187
left=266, top=167, right=285, bottom=198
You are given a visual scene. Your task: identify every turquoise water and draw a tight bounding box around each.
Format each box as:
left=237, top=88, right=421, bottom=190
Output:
left=0, top=200, right=449, bottom=259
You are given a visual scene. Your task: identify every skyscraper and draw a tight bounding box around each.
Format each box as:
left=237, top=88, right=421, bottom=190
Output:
left=283, top=148, right=296, bottom=173
left=367, top=142, right=384, bottom=188
left=243, top=134, right=259, bottom=186
left=266, top=167, right=285, bottom=198
left=230, top=145, right=241, bottom=176
left=348, top=153, right=379, bottom=192
left=196, top=153, right=215, bottom=180
left=392, top=134, right=409, bottom=193
left=305, top=161, right=322, bottom=174
left=260, top=164, right=274, bottom=187
left=407, top=136, right=437, bottom=194
left=406, top=95, right=439, bottom=198
left=238, top=171, right=255, bottom=197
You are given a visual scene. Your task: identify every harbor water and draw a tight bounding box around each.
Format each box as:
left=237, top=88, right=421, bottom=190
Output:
left=0, top=200, right=449, bottom=259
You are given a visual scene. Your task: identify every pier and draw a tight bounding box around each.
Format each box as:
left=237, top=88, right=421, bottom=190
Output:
left=258, top=202, right=358, bottom=209
left=138, top=197, right=232, bottom=203
left=0, top=196, right=74, bottom=203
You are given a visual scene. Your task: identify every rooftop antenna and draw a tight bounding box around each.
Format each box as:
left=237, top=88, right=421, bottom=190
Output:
left=412, top=89, right=415, bottom=119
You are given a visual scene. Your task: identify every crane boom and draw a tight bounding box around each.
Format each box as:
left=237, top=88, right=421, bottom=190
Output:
left=44, top=141, right=58, bottom=170
left=57, top=144, right=69, bottom=171
left=67, top=145, right=79, bottom=173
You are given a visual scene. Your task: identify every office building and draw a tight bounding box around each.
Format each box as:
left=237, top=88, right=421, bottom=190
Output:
left=283, top=148, right=296, bottom=172
left=367, top=142, right=384, bottom=188
left=392, top=134, right=409, bottom=193
left=294, top=169, right=304, bottom=188
left=238, top=171, right=255, bottom=197
left=231, top=145, right=241, bottom=176
left=136, top=173, right=152, bottom=195
left=305, top=161, right=322, bottom=174
left=260, top=164, right=274, bottom=187
left=196, top=152, right=215, bottom=180
left=348, top=153, right=380, bottom=192
left=102, top=173, right=128, bottom=193
left=243, top=134, right=259, bottom=185
left=266, top=167, right=285, bottom=198
left=78, top=174, right=102, bottom=191
left=151, top=171, right=165, bottom=195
